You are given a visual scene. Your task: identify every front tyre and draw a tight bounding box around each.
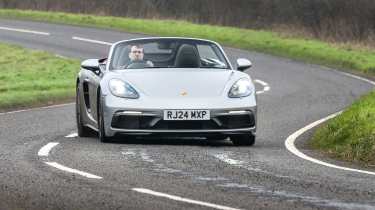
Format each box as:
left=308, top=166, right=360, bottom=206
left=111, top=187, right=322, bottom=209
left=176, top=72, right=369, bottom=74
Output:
left=98, top=96, right=110, bottom=143
left=230, top=134, right=256, bottom=146
left=76, top=86, right=91, bottom=137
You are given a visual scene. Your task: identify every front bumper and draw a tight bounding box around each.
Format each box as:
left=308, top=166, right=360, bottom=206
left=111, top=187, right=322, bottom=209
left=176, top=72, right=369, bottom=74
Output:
left=102, top=93, right=257, bottom=137
left=104, top=107, right=256, bottom=137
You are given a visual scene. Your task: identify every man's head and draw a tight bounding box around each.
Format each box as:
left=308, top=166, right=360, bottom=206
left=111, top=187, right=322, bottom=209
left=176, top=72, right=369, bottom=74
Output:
left=129, top=45, right=144, bottom=61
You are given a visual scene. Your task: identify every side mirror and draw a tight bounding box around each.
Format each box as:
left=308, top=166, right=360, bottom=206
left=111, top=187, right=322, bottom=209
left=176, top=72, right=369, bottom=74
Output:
left=81, top=58, right=107, bottom=75
left=236, top=58, right=252, bottom=71
left=81, top=59, right=100, bottom=72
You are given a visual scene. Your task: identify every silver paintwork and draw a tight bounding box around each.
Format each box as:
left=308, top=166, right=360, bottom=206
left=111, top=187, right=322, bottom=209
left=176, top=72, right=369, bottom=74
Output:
left=236, top=58, right=252, bottom=70
left=77, top=37, right=257, bottom=137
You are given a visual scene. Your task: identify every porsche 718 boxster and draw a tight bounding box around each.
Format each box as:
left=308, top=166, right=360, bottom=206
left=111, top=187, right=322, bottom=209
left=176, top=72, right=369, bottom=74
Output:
left=76, top=37, right=257, bottom=145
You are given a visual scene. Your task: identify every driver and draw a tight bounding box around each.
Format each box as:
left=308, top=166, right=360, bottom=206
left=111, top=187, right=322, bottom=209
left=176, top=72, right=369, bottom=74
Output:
left=127, top=45, right=154, bottom=68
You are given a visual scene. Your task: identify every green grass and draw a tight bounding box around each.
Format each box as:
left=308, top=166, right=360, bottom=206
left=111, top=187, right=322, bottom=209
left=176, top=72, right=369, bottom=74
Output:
left=311, top=91, right=375, bottom=166
left=0, top=9, right=375, bottom=76
left=0, top=43, right=79, bottom=110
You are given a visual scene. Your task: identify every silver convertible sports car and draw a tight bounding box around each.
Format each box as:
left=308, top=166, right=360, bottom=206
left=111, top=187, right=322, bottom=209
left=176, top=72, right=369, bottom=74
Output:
left=76, top=37, right=257, bottom=145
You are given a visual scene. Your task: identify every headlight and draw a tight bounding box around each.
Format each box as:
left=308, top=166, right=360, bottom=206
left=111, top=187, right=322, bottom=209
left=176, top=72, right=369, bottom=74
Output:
left=228, top=78, right=253, bottom=98
left=108, top=79, right=139, bottom=99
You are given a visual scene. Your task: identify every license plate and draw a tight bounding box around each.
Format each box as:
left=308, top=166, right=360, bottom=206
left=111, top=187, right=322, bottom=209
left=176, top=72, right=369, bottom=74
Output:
left=163, top=110, right=210, bottom=121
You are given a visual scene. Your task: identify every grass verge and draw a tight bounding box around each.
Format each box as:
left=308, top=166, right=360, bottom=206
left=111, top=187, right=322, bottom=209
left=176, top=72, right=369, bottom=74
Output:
left=311, top=91, right=375, bottom=166
left=0, top=9, right=375, bottom=77
left=0, top=43, right=79, bottom=111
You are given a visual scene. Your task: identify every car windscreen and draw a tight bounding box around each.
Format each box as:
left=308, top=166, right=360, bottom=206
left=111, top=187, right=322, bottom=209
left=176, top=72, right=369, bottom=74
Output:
left=109, top=39, right=230, bottom=70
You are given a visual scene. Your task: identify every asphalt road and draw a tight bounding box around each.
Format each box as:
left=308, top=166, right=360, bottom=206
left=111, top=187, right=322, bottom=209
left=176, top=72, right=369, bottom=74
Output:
left=0, top=19, right=374, bottom=210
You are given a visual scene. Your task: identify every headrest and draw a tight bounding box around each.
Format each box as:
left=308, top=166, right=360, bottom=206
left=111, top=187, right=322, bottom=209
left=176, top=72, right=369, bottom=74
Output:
left=174, top=44, right=200, bottom=68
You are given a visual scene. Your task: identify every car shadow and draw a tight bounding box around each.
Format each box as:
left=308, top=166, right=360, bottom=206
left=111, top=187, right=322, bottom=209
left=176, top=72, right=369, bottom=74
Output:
left=103, top=135, right=235, bottom=147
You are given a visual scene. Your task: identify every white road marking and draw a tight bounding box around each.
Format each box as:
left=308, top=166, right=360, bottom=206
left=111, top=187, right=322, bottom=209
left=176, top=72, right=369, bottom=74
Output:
left=0, top=26, right=50, bottom=35
left=339, top=72, right=375, bottom=86
left=254, top=79, right=270, bottom=95
left=38, top=139, right=102, bottom=179
left=45, top=162, right=102, bottom=179
left=0, top=103, right=74, bottom=116
left=132, top=188, right=242, bottom=210
left=72, top=36, right=113, bottom=46
left=285, top=72, right=375, bottom=176
left=65, top=133, right=78, bottom=138
left=285, top=111, right=375, bottom=176
left=38, top=142, right=59, bottom=157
